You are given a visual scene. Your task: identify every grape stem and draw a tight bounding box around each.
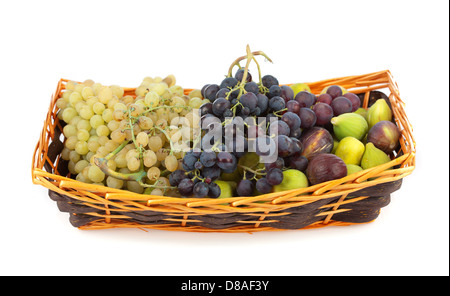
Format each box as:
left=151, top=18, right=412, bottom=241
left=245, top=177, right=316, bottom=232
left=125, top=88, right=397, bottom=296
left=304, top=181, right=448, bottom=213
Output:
left=93, top=141, right=143, bottom=181
left=230, top=100, right=244, bottom=116
left=273, top=108, right=288, bottom=117
left=224, top=45, right=273, bottom=105
left=137, top=179, right=176, bottom=191
left=238, top=164, right=266, bottom=176
left=153, top=126, right=176, bottom=155
left=250, top=56, right=269, bottom=94
left=142, top=104, right=192, bottom=116
left=191, top=170, right=205, bottom=182
left=104, top=140, right=129, bottom=161
left=210, top=140, right=222, bottom=152
left=95, top=157, right=147, bottom=182
left=95, top=152, right=176, bottom=190
left=192, top=129, right=202, bottom=151
left=128, top=109, right=140, bottom=151
left=227, top=47, right=273, bottom=78
left=236, top=46, right=254, bottom=99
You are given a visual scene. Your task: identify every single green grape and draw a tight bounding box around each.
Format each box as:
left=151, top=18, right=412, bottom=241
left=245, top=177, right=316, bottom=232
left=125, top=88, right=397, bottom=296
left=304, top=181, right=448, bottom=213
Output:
left=88, top=165, right=106, bottom=183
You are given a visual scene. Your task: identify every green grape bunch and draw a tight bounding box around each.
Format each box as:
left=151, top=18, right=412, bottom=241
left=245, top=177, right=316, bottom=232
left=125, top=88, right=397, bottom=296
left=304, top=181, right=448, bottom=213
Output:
left=57, top=76, right=209, bottom=196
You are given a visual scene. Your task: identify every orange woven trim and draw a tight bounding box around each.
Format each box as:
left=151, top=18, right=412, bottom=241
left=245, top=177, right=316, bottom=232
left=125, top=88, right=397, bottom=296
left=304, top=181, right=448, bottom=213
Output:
left=323, top=193, right=349, bottom=224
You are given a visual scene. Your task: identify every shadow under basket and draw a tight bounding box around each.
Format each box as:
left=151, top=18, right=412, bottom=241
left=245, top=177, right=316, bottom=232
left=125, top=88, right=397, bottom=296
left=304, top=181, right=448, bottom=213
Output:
left=31, top=70, right=416, bottom=232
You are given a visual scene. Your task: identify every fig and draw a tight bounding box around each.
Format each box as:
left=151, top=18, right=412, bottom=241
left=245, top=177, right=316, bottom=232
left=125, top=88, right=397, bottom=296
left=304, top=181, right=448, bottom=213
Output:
left=367, top=99, right=392, bottom=129
left=346, top=164, right=364, bottom=176
left=361, top=143, right=392, bottom=170
left=367, top=121, right=400, bottom=154
left=300, top=127, right=334, bottom=160
left=289, top=83, right=311, bottom=97
left=306, top=154, right=347, bottom=185
left=334, top=137, right=365, bottom=165
left=331, top=113, right=368, bottom=141
left=354, top=107, right=368, bottom=121
left=272, top=169, right=309, bottom=192
left=331, top=138, right=339, bottom=154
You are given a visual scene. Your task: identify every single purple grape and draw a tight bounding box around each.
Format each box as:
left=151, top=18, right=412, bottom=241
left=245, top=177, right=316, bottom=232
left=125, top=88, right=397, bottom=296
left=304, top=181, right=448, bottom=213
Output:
left=326, top=85, right=342, bottom=99
left=298, top=108, right=317, bottom=129
left=343, top=92, right=361, bottom=112
left=331, top=96, right=352, bottom=116
left=312, top=103, right=334, bottom=126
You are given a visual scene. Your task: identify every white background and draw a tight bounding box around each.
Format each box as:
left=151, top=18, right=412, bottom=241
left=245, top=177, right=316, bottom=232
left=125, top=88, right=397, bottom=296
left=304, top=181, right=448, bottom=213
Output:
left=0, top=0, right=448, bottom=276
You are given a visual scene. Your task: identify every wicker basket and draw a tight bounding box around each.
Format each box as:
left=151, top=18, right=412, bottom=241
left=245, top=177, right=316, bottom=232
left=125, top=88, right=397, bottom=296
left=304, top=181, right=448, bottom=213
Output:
left=31, top=70, right=415, bottom=232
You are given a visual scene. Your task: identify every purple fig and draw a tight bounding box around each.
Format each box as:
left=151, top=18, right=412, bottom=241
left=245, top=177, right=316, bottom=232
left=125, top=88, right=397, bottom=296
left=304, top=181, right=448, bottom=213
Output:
left=300, top=127, right=334, bottom=160
left=306, top=153, right=347, bottom=185
left=367, top=121, right=400, bottom=154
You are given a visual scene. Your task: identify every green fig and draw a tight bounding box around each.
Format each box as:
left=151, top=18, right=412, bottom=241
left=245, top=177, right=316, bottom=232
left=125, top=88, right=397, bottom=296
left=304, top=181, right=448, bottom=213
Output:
left=290, top=83, right=311, bottom=97
left=361, top=133, right=368, bottom=145
left=331, top=139, right=339, bottom=154
left=361, top=143, right=392, bottom=170
left=367, top=120, right=400, bottom=154
left=335, top=137, right=365, bottom=165
left=331, top=113, right=369, bottom=141
left=273, top=169, right=309, bottom=192
left=367, top=99, right=392, bottom=129
left=346, top=164, right=364, bottom=176
left=354, top=107, right=368, bottom=122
